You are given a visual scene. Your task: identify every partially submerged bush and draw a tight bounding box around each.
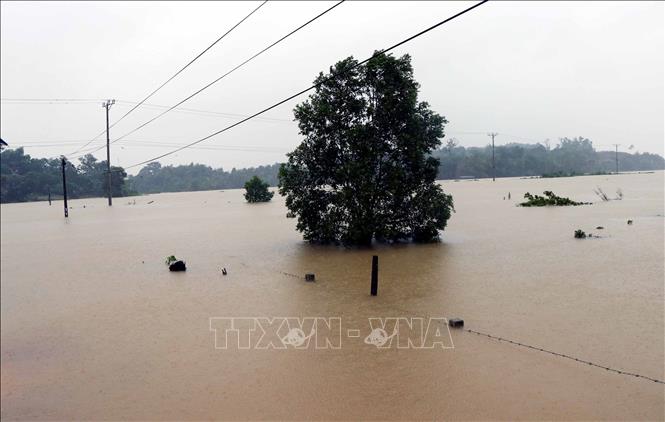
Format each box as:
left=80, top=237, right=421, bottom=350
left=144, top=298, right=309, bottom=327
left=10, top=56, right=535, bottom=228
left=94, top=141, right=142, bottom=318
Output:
left=165, top=255, right=186, bottom=272
left=244, top=176, right=274, bottom=203
left=574, top=229, right=587, bottom=239
left=519, top=191, right=590, bottom=207
left=593, top=187, right=623, bottom=202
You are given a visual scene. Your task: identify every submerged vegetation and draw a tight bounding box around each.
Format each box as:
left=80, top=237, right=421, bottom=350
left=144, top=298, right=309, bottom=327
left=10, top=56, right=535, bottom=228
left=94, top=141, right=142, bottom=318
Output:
left=518, top=191, right=590, bottom=207
left=541, top=170, right=611, bottom=178
left=243, top=176, right=274, bottom=203
left=593, top=187, right=623, bottom=202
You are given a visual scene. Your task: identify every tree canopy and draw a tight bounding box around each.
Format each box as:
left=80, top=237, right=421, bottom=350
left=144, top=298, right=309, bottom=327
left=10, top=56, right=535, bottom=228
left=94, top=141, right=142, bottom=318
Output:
left=244, top=176, right=274, bottom=203
left=279, top=53, right=454, bottom=245
left=0, top=149, right=132, bottom=203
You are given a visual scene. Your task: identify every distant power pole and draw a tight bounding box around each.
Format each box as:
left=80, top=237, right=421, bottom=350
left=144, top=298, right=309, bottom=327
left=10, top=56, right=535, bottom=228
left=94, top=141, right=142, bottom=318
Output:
left=102, top=99, right=115, bottom=206
left=612, top=144, right=620, bottom=174
left=488, top=132, right=498, bottom=181
left=61, top=157, right=69, bottom=218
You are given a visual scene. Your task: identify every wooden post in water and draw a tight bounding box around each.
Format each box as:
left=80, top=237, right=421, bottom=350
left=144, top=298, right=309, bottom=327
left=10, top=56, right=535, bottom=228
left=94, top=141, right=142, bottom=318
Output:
left=61, top=157, right=68, bottom=218
left=48, top=186, right=51, bottom=205
left=370, top=255, right=378, bottom=296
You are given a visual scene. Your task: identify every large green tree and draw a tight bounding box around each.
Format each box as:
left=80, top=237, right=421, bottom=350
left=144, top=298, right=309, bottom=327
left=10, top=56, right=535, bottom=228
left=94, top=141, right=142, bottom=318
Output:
left=279, top=53, right=454, bottom=245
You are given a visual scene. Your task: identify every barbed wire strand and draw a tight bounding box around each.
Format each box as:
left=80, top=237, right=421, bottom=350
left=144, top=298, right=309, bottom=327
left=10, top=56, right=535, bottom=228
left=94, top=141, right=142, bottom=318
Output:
left=465, top=328, right=664, bottom=384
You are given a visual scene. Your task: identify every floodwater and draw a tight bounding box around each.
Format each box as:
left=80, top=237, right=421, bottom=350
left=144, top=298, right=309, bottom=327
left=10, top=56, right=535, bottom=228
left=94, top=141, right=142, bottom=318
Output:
left=1, top=172, right=664, bottom=420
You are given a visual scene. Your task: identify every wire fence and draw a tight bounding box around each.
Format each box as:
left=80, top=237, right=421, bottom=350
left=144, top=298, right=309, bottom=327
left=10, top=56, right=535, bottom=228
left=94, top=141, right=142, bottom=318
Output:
left=225, top=266, right=665, bottom=386
left=465, top=328, right=664, bottom=384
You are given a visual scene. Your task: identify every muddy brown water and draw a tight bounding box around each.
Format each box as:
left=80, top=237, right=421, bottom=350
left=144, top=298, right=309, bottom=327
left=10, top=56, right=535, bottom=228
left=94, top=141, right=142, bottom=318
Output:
left=1, top=172, right=664, bottom=420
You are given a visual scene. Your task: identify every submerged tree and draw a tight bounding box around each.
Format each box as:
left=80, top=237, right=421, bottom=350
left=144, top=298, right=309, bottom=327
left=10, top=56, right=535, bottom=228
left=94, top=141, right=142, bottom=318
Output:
left=279, top=52, right=454, bottom=245
left=244, top=176, right=274, bottom=203
left=518, top=191, right=590, bottom=207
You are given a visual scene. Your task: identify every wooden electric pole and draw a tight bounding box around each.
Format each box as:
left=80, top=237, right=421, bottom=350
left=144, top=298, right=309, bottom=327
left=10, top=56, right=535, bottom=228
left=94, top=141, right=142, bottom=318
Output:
left=612, top=144, right=620, bottom=174
left=103, top=99, right=115, bottom=206
left=370, top=255, right=378, bottom=296
left=488, top=132, right=498, bottom=181
left=61, top=157, right=69, bottom=218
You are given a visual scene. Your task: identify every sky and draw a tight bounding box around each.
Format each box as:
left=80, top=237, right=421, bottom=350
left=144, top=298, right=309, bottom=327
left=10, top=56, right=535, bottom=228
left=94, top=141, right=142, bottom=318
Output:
left=1, top=1, right=663, bottom=174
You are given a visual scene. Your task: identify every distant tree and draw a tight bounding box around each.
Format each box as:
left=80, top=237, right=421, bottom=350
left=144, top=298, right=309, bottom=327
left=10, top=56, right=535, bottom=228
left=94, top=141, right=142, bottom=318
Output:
left=279, top=52, right=454, bottom=245
left=244, top=176, right=274, bottom=203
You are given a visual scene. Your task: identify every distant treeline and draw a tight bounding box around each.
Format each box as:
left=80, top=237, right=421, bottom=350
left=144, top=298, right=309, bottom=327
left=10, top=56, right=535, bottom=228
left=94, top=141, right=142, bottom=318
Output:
left=0, top=149, right=132, bottom=203
left=127, top=161, right=281, bottom=194
left=1, top=137, right=664, bottom=203
left=433, top=137, right=664, bottom=179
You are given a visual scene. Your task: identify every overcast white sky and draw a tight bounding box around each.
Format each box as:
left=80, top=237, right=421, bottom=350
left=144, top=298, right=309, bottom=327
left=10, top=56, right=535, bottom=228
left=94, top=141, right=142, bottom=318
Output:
left=1, top=1, right=663, bottom=174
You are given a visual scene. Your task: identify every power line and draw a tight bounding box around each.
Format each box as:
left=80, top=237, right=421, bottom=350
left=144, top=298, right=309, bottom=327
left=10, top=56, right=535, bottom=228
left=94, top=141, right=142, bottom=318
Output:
left=67, top=1, right=268, bottom=157
left=1, top=98, right=104, bottom=103
left=7, top=142, right=87, bottom=147
left=10, top=142, right=289, bottom=154
left=82, top=0, right=345, bottom=157
left=62, top=100, right=292, bottom=157
left=117, top=142, right=290, bottom=153
left=114, top=100, right=291, bottom=123
left=106, top=1, right=268, bottom=132
left=119, top=0, right=490, bottom=171
left=9, top=138, right=290, bottom=146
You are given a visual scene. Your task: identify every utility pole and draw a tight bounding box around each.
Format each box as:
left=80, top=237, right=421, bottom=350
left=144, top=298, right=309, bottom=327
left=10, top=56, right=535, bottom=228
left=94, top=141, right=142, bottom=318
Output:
left=612, top=144, right=620, bottom=175
left=488, top=132, right=498, bottom=181
left=370, top=256, right=379, bottom=296
left=103, top=99, right=115, bottom=206
left=61, top=157, right=69, bottom=218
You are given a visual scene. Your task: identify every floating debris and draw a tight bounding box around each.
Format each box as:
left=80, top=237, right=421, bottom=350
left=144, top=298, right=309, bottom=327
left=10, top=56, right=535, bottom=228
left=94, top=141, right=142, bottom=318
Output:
left=165, top=255, right=186, bottom=272
left=169, top=261, right=187, bottom=272
left=449, top=318, right=464, bottom=328
left=627, top=219, right=633, bottom=225
left=596, top=226, right=604, bottom=230
left=221, top=267, right=227, bottom=276
left=574, top=229, right=587, bottom=239
left=305, top=273, right=316, bottom=282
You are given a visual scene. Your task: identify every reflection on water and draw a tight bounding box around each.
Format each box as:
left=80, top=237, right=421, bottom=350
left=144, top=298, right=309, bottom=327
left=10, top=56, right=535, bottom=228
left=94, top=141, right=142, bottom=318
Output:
left=1, top=172, right=664, bottom=420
